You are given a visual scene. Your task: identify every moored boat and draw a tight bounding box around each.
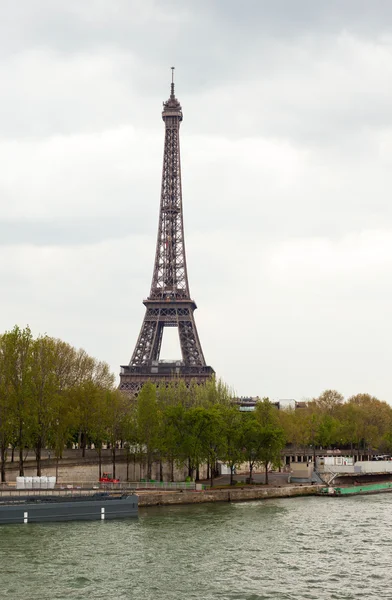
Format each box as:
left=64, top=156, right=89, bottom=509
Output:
left=0, top=492, right=138, bottom=525
left=319, top=482, right=392, bottom=496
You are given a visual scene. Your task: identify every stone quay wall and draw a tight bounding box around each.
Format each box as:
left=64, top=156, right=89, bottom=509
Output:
left=137, top=485, right=321, bottom=507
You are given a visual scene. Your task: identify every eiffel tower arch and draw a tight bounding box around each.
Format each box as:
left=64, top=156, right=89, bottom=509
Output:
left=119, top=71, right=214, bottom=395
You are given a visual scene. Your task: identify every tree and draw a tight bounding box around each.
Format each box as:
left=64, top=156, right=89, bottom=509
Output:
left=137, top=383, right=160, bottom=480
left=220, top=405, right=244, bottom=485
left=343, top=394, right=392, bottom=451
left=0, top=336, right=16, bottom=482
left=197, top=406, right=226, bottom=487
left=88, top=388, right=109, bottom=479
left=122, top=401, right=138, bottom=481
left=161, top=402, right=188, bottom=481
left=241, top=415, right=265, bottom=484
left=104, top=389, right=129, bottom=479
left=47, top=391, right=73, bottom=480
left=315, top=389, right=344, bottom=415
left=2, top=326, right=33, bottom=476
left=182, top=406, right=217, bottom=481
left=29, top=336, right=59, bottom=475
left=70, top=380, right=100, bottom=457
left=254, top=399, right=285, bottom=483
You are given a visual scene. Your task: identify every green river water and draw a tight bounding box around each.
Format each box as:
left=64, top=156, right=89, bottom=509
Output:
left=0, top=495, right=391, bottom=600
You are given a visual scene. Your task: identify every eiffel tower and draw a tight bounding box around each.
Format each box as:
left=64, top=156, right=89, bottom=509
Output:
left=119, top=70, right=214, bottom=395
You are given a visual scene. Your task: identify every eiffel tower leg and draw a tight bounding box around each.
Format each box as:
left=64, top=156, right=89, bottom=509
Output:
left=178, top=314, right=205, bottom=366
left=150, top=322, right=164, bottom=362
left=131, top=318, right=156, bottom=365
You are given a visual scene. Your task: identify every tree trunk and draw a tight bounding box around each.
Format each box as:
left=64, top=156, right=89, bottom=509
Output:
left=56, top=457, right=59, bottom=481
left=210, top=464, right=214, bottom=488
left=159, top=459, right=163, bottom=482
left=11, top=446, right=14, bottom=463
left=170, top=457, right=174, bottom=482
left=1, top=444, right=6, bottom=483
left=36, top=441, right=42, bottom=476
left=188, top=457, right=192, bottom=478
left=206, top=461, right=210, bottom=481
left=19, top=445, right=24, bottom=477
left=112, top=446, right=116, bottom=479
left=126, top=450, right=130, bottom=481
left=230, top=465, right=234, bottom=486
left=81, top=432, right=86, bottom=458
left=98, top=448, right=102, bottom=479
left=265, top=462, right=269, bottom=485
left=249, top=462, right=253, bottom=484
left=147, top=453, right=152, bottom=480
left=196, top=466, right=200, bottom=482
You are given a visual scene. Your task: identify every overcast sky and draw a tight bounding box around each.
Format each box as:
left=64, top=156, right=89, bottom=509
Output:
left=1, top=0, right=392, bottom=401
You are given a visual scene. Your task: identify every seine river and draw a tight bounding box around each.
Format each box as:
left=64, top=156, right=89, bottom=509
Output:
left=1, top=495, right=390, bottom=599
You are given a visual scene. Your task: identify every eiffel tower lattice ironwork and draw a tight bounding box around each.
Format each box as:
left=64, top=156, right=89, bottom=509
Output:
left=119, top=72, right=214, bottom=394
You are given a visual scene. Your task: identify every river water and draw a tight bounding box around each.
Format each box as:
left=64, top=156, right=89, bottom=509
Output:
left=1, top=495, right=390, bottom=599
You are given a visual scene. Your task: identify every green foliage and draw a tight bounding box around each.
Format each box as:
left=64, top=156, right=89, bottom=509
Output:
left=279, top=390, right=392, bottom=454
left=0, top=325, right=116, bottom=478
left=137, top=383, right=160, bottom=479
left=220, top=405, right=244, bottom=484
left=2, top=326, right=392, bottom=486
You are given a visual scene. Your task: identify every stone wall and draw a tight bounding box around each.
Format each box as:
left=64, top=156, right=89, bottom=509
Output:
left=4, top=459, right=206, bottom=484
left=137, top=485, right=321, bottom=506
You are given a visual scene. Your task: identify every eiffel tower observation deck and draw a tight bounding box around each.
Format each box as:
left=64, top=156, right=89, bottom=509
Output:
left=119, top=70, right=214, bottom=395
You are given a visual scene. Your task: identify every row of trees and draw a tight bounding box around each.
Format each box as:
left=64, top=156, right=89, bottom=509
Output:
left=129, top=387, right=392, bottom=484
left=0, top=326, right=115, bottom=479
left=0, top=327, right=286, bottom=484
left=1, top=326, right=392, bottom=485
left=282, top=389, right=392, bottom=457
left=134, top=382, right=285, bottom=485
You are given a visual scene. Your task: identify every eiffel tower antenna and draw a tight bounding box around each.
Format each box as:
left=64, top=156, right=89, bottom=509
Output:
left=119, top=73, right=214, bottom=395
left=171, top=66, right=175, bottom=98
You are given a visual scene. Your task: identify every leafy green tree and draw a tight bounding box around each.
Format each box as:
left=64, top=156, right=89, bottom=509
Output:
left=137, top=383, right=160, bottom=480
left=88, top=388, right=109, bottom=479
left=2, top=326, right=33, bottom=476
left=29, top=336, right=59, bottom=475
left=344, top=394, right=392, bottom=451
left=254, top=399, right=285, bottom=484
left=257, top=426, right=285, bottom=484
left=0, top=336, right=16, bottom=482
left=182, top=406, right=217, bottom=480
left=47, top=391, right=74, bottom=479
left=161, top=402, right=188, bottom=481
left=220, top=405, right=244, bottom=485
left=197, top=405, right=226, bottom=487
left=241, top=415, right=265, bottom=484
left=70, top=380, right=100, bottom=457
left=315, top=389, right=344, bottom=415
left=121, top=400, right=138, bottom=481
left=105, top=389, right=129, bottom=479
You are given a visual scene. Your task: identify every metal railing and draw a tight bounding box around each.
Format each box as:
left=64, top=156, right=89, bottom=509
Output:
left=0, top=488, right=118, bottom=500
left=0, top=480, right=202, bottom=493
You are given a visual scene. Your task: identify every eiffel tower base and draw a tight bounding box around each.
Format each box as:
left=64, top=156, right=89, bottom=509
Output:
left=119, top=362, right=215, bottom=396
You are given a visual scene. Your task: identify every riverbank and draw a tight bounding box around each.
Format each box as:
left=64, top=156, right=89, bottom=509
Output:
left=136, top=484, right=321, bottom=506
